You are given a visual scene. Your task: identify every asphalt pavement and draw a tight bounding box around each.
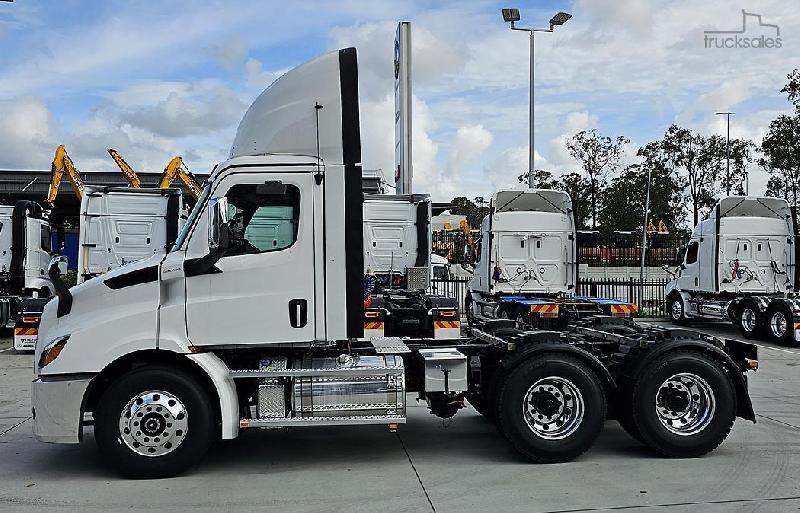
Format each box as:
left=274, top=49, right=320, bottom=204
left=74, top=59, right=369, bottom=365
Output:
left=0, top=322, right=798, bottom=513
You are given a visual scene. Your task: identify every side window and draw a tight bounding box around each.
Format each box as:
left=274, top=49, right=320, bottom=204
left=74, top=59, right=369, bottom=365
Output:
left=685, top=241, right=699, bottom=265
left=41, top=225, right=52, bottom=253
left=225, top=183, right=300, bottom=255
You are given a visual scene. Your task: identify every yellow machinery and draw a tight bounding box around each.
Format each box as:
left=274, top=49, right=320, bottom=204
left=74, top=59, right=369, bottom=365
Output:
left=107, top=149, right=142, bottom=188
left=158, top=156, right=203, bottom=200
left=47, top=145, right=86, bottom=207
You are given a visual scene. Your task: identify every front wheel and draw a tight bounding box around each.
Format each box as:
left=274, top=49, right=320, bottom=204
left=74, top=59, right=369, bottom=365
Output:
left=667, top=294, right=689, bottom=326
left=498, top=355, right=606, bottom=463
left=94, top=366, right=215, bottom=478
left=766, top=303, right=795, bottom=346
left=631, top=351, right=735, bottom=458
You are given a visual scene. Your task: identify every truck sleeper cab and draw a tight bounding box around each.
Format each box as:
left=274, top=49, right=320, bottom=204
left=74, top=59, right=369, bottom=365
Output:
left=466, top=189, right=637, bottom=329
left=665, top=196, right=800, bottom=346
left=33, top=48, right=757, bottom=479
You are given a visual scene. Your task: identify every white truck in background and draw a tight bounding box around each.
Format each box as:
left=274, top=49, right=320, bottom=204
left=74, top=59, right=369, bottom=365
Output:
left=0, top=201, right=60, bottom=350
left=466, top=190, right=638, bottom=329
left=32, top=47, right=757, bottom=479
left=78, top=186, right=184, bottom=283
left=665, top=196, right=800, bottom=345
left=362, top=194, right=461, bottom=340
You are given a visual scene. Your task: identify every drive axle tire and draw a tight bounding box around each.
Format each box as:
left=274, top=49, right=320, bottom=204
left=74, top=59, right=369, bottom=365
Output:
left=631, top=351, right=735, bottom=458
left=667, top=294, right=689, bottom=326
left=498, top=355, right=605, bottom=463
left=95, top=366, right=214, bottom=479
left=738, top=300, right=765, bottom=340
left=766, top=303, right=795, bottom=346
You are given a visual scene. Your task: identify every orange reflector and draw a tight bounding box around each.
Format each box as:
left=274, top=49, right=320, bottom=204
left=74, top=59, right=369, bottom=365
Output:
left=434, top=320, right=460, bottom=329
left=388, top=423, right=398, bottom=432
left=240, top=420, right=250, bottom=428
left=188, top=346, right=204, bottom=353
left=364, top=322, right=385, bottom=330
left=745, top=359, right=759, bottom=371
left=439, top=310, right=457, bottom=318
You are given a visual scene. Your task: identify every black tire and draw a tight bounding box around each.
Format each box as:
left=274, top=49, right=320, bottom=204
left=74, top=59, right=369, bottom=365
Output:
left=497, top=355, right=606, bottom=463
left=667, top=293, right=689, bottom=326
left=766, top=302, right=795, bottom=346
left=94, top=365, right=215, bottom=478
left=631, top=351, right=735, bottom=458
left=737, top=300, right=765, bottom=340
left=465, top=292, right=474, bottom=327
left=615, top=383, right=644, bottom=443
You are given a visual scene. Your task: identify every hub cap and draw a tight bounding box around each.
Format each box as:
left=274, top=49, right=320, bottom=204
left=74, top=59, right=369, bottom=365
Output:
left=770, top=311, right=787, bottom=338
left=670, top=299, right=682, bottom=320
left=741, top=308, right=757, bottom=332
left=119, top=390, right=188, bottom=457
left=655, top=373, right=715, bottom=436
left=522, top=377, right=584, bottom=440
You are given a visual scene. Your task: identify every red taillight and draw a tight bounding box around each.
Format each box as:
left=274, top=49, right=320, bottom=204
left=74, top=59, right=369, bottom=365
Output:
left=21, top=316, right=40, bottom=324
left=439, top=310, right=456, bottom=318
left=365, top=310, right=381, bottom=319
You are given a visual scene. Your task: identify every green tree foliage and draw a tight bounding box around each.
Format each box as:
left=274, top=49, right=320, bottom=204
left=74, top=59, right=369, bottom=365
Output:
left=449, top=196, right=490, bottom=228
left=557, top=172, right=592, bottom=230
left=599, top=163, right=686, bottom=234
left=566, top=129, right=629, bottom=229
left=518, top=169, right=559, bottom=189
left=762, top=70, right=800, bottom=207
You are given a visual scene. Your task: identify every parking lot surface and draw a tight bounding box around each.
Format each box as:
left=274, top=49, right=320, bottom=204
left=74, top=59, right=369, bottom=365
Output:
left=0, top=322, right=798, bottom=513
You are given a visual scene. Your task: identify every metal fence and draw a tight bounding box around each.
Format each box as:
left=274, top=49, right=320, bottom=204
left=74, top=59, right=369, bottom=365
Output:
left=577, top=231, right=690, bottom=268
left=429, top=276, right=669, bottom=318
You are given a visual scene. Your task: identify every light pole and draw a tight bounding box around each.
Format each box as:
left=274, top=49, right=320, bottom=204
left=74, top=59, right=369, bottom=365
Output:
left=502, top=8, right=571, bottom=188
left=635, top=164, right=651, bottom=282
left=715, top=111, right=735, bottom=195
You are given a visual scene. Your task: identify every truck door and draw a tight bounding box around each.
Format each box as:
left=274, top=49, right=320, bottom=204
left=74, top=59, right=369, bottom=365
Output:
left=184, top=171, right=316, bottom=346
left=678, top=239, right=700, bottom=290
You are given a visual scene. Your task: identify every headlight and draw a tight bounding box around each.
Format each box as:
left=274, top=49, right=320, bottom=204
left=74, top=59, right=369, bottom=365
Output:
left=38, top=335, right=70, bottom=369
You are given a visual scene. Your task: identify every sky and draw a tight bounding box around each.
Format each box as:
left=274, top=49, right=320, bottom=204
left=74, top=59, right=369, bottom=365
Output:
left=0, top=0, right=797, bottom=209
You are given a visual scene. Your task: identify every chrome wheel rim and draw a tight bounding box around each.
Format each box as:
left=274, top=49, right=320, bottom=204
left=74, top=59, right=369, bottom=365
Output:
left=523, top=376, right=584, bottom=440
left=771, top=311, right=787, bottom=338
left=741, top=308, right=757, bottom=333
left=655, top=373, right=715, bottom=436
left=670, top=299, right=682, bottom=320
left=119, top=390, right=188, bottom=457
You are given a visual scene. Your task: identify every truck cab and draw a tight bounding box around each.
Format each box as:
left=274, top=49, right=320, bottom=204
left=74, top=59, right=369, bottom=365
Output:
left=665, top=196, right=799, bottom=344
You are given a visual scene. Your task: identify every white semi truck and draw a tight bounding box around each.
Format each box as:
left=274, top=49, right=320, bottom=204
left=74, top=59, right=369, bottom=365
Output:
left=78, top=186, right=184, bottom=284
left=33, top=48, right=757, bottom=478
left=0, top=201, right=59, bottom=350
left=363, top=193, right=461, bottom=340
left=665, top=196, right=800, bottom=345
left=466, top=190, right=638, bottom=329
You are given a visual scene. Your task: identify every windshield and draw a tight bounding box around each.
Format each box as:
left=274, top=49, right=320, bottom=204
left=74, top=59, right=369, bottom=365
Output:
left=171, top=184, right=211, bottom=252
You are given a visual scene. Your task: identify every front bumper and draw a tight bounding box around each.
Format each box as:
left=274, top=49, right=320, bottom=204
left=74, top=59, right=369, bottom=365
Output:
left=32, top=375, right=93, bottom=443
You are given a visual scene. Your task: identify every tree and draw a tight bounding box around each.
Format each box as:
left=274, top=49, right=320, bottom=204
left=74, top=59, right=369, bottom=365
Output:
left=566, top=129, right=629, bottom=229
left=517, top=169, right=558, bottom=189
left=557, top=172, right=592, bottom=230
left=781, top=69, right=800, bottom=111
left=599, top=163, right=685, bottom=233
left=761, top=114, right=800, bottom=207
left=658, top=125, right=750, bottom=226
left=450, top=196, right=490, bottom=228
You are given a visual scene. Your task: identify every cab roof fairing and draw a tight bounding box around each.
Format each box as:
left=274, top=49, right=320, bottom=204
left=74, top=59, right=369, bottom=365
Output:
left=491, top=189, right=573, bottom=215
left=229, top=48, right=361, bottom=168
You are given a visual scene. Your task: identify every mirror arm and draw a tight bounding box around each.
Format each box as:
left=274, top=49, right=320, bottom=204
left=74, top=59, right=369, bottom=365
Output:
left=48, top=257, right=72, bottom=317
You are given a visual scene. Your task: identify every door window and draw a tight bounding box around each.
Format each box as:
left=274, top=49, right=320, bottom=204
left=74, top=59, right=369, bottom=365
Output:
left=40, top=225, right=52, bottom=252
left=225, top=183, right=300, bottom=255
left=685, top=241, right=699, bottom=264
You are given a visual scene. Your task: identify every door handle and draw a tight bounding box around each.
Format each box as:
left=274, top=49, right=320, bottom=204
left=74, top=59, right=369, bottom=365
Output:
left=289, top=299, right=307, bottom=328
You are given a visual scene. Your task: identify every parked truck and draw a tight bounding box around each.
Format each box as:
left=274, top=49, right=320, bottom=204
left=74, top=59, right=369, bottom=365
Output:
left=465, top=189, right=638, bottom=329
left=33, top=48, right=757, bottom=478
left=0, top=201, right=60, bottom=350
left=363, top=193, right=461, bottom=340
left=665, top=196, right=800, bottom=346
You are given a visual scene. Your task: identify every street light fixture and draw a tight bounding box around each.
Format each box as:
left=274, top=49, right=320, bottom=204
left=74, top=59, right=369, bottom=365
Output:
left=502, top=9, right=572, bottom=188
left=715, top=111, right=735, bottom=196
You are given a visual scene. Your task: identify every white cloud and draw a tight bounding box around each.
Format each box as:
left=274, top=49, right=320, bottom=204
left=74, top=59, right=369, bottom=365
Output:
left=207, top=35, right=247, bottom=70
left=0, top=96, right=53, bottom=168
left=244, top=58, right=285, bottom=91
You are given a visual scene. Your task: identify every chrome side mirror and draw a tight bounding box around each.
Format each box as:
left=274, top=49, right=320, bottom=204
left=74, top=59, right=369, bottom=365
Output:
left=207, top=197, right=230, bottom=251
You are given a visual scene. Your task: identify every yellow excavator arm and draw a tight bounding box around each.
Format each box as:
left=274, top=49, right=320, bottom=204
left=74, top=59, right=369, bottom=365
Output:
left=158, top=156, right=203, bottom=200
left=47, top=145, right=86, bottom=207
left=107, top=148, right=142, bottom=188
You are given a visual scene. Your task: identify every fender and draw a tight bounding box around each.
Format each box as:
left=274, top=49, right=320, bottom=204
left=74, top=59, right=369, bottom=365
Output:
left=501, top=335, right=617, bottom=392
left=187, top=352, right=240, bottom=439
left=622, top=338, right=755, bottom=422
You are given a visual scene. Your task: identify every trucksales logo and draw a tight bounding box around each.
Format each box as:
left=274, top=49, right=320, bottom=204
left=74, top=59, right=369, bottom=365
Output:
left=704, top=10, right=782, bottom=49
